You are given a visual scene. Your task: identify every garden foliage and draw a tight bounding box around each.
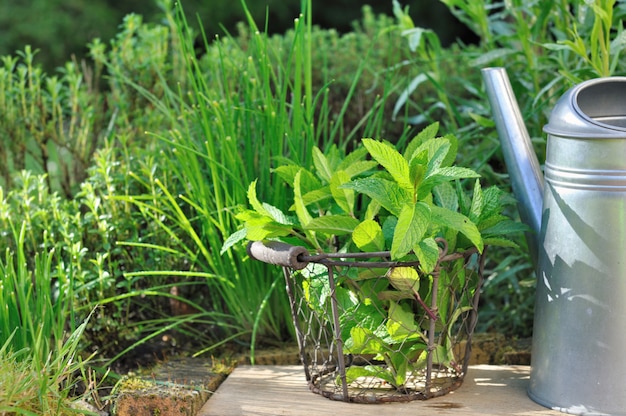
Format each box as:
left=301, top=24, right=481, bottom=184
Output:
left=1, top=0, right=626, bottom=411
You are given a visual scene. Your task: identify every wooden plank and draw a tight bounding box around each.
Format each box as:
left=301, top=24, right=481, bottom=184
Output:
left=199, top=365, right=562, bottom=416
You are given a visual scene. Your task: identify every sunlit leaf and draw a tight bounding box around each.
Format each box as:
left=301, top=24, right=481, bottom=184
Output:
left=343, top=177, right=411, bottom=216
left=386, top=266, right=420, bottom=292
left=430, top=205, right=483, bottom=253
left=362, top=139, right=412, bottom=191
left=352, top=219, right=385, bottom=252
left=304, top=215, right=360, bottom=235
left=330, top=170, right=354, bottom=214
left=391, top=202, right=430, bottom=259
left=387, top=301, right=418, bottom=340
left=414, top=237, right=439, bottom=274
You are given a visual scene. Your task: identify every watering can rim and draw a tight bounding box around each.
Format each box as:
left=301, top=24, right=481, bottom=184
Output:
left=544, top=75, right=626, bottom=138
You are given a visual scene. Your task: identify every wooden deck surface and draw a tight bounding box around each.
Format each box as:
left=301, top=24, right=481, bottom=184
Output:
left=199, top=365, right=563, bottom=416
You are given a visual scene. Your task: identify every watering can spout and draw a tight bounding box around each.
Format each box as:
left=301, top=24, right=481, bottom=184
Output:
left=481, top=67, right=543, bottom=261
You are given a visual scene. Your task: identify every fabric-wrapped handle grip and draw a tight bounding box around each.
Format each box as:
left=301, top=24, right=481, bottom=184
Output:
left=246, top=241, right=309, bottom=270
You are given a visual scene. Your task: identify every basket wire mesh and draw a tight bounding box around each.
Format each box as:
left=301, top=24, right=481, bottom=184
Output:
left=248, top=240, right=485, bottom=403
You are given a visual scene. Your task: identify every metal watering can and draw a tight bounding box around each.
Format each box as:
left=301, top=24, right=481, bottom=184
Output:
left=482, top=67, right=626, bottom=416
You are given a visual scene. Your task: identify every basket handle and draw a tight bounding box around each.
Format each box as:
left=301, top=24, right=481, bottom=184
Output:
left=246, top=241, right=309, bottom=270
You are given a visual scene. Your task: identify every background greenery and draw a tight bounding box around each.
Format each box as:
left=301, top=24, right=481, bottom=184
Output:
left=0, top=0, right=475, bottom=71
left=2, top=0, right=625, bottom=412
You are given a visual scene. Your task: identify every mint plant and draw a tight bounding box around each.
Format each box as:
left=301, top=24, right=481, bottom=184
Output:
left=226, top=122, right=523, bottom=261
left=226, top=123, right=525, bottom=392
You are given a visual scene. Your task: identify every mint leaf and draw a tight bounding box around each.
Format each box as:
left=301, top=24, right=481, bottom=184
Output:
left=304, top=215, right=360, bottom=235
left=391, top=202, right=430, bottom=259
left=363, top=138, right=413, bottom=192
left=343, top=160, right=378, bottom=178
left=273, top=165, right=320, bottom=192
left=404, top=122, right=439, bottom=159
left=432, top=182, right=458, bottom=212
left=301, top=187, right=332, bottom=207
left=430, top=205, right=483, bottom=253
left=418, top=166, right=480, bottom=199
left=387, top=266, right=420, bottom=292
left=262, top=203, right=293, bottom=224
left=312, top=146, right=333, bottom=182
left=469, top=179, right=483, bottom=222
left=330, top=170, right=354, bottom=214
left=426, top=139, right=451, bottom=174
left=414, top=237, right=439, bottom=274
left=479, top=186, right=505, bottom=221
left=387, top=301, right=418, bottom=340
left=343, top=177, right=411, bottom=216
left=220, top=228, right=247, bottom=254
left=247, top=180, right=269, bottom=216
left=352, top=219, right=385, bottom=251
left=293, top=170, right=313, bottom=227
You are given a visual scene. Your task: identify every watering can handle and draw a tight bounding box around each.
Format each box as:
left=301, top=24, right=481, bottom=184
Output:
left=247, top=241, right=309, bottom=270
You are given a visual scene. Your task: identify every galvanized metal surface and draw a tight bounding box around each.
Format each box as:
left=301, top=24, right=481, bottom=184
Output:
left=484, top=67, right=626, bottom=415
left=530, top=76, right=626, bottom=416
left=481, top=67, right=544, bottom=262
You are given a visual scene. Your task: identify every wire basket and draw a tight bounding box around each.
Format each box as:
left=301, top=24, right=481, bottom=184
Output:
left=248, top=239, right=485, bottom=403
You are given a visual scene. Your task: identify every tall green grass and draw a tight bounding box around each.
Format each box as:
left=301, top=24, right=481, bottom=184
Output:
left=0, top=219, right=93, bottom=414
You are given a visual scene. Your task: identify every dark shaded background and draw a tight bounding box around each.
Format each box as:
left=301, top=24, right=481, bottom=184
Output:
left=0, top=0, right=475, bottom=71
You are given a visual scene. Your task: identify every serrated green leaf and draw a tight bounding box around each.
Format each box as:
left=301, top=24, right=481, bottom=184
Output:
left=343, top=160, right=378, bottom=178
left=482, top=237, right=520, bottom=248
left=387, top=266, right=420, bottom=292
left=338, top=146, right=368, bottom=170
left=362, top=138, right=413, bottom=191
left=352, top=219, right=385, bottom=251
left=247, top=180, right=269, bottom=216
left=408, top=156, right=426, bottom=192
left=272, top=165, right=299, bottom=185
left=477, top=214, right=508, bottom=231
left=382, top=216, right=397, bottom=246
left=424, top=139, right=451, bottom=174
left=391, top=202, right=431, bottom=259
left=304, top=215, right=360, bottom=235
left=479, top=186, right=505, bottom=220
left=419, top=343, right=454, bottom=367
left=293, top=170, right=313, bottom=227
left=414, top=237, right=439, bottom=274
left=312, top=146, right=333, bottom=182
left=430, top=205, right=483, bottom=253
left=387, top=301, right=418, bottom=340
left=344, top=365, right=394, bottom=386
left=261, top=203, right=292, bottom=224
left=364, top=199, right=382, bottom=221
left=273, top=165, right=320, bottom=192
left=330, top=170, right=354, bottom=214
left=346, top=327, right=385, bottom=354
left=220, top=228, right=247, bottom=254
left=441, top=134, right=458, bottom=167
left=433, top=182, right=458, bottom=212
left=469, top=179, right=483, bottom=222
left=377, top=290, right=414, bottom=301
left=481, top=219, right=530, bottom=237
left=404, top=122, right=439, bottom=159
left=244, top=223, right=292, bottom=241
left=300, top=187, right=332, bottom=207
left=343, top=177, right=411, bottom=216
left=429, top=166, right=480, bottom=181
left=418, top=166, right=480, bottom=200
